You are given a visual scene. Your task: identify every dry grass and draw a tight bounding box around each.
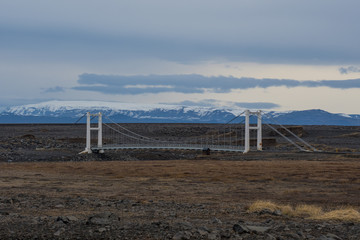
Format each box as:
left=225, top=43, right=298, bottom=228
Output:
left=314, top=208, right=360, bottom=221
left=1, top=160, right=360, bottom=214
left=293, top=204, right=323, bottom=217
left=247, top=200, right=280, bottom=212
left=248, top=200, right=360, bottom=222
left=247, top=200, right=293, bottom=215
left=3, top=159, right=360, bottom=183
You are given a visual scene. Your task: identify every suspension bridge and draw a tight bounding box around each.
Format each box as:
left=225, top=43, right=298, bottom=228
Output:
left=79, top=110, right=317, bottom=154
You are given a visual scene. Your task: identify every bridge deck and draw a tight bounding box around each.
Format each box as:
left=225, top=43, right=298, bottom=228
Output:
left=91, top=144, right=245, bottom=152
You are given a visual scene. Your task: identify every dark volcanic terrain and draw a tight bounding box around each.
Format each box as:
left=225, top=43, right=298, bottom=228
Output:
left=1, top=124, right=360, bottom=239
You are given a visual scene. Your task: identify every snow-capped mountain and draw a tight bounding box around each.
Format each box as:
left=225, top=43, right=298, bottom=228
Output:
left=1, top=100, right=360, bottom=125
left=0, top=101, right=238, bottom=124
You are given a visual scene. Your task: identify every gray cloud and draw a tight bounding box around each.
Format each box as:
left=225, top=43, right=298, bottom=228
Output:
left=2, top=0, right=360, bottom=113
left=164, top=99, right=220, bottom=108
left=43, top=86, right=65, bottom=93
left=0, top=97, right=55, bottom=108
left=73, top=73, right=360, bottom=95
left=1, top=25, right=359, bottom=65
left=339, top=66, right=360, bottom=74
left=166, top=99, right=280, bottom=110
left=1, top=0, right=360, bottom=64
left=234, top=102, right=280, bottom=109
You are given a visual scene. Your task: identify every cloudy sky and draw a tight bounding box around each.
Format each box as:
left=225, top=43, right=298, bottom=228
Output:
left=1, top=0, right=360, bottom=113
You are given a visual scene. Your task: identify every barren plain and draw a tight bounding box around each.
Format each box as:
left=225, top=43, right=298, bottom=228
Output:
left=1, top=124, right=360, bottom=239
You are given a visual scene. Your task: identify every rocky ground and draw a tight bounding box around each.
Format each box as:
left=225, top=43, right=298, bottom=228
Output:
left=0, top=124, right=360, bottom=239
left=1, top=195, right=359, bottom=239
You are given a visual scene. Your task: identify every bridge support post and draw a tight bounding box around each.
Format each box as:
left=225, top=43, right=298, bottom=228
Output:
left=85, top=112, right=92, bottom=153
left=97, top=112, right=104, bottom=153
left=257, top=111, right=262, bottom=151
left=81, top=112, right=103, bottom=154
left=243, top=110, right=262, bottom=153
left=244, top=110, right=250, bottom=153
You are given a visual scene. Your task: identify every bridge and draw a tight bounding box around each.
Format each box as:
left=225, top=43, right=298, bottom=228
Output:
left=80, top=110, right=263, bottom=154
left=80, top=110, right=317, bottom=154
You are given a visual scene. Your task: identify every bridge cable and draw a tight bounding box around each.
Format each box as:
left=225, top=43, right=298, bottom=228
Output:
left=225, top=111, right=245, bottom=125
left=104, top=115, right=168, bottom=143
left=102, top=114, right=246, bottom=150
left=264, top=123, right=307, bottom=152
left=262, top=112, right=318, bottom=152
left=103, top=122, right=164, bottom=143
left=103, top=117, right=171, bottom=144
left=73, top=113, right=102, bottom=124
left=73, top=113, right=87, bottom=124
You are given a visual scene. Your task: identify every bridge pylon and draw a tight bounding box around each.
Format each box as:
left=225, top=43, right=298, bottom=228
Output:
left=80, top=112, right=103, bottom=154
left=244, top=110, right=262, bottom=153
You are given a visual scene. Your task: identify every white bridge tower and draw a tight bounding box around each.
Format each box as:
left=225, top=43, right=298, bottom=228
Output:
left=82, top=112, right=103, bottom=154
left=244, top=110, right=262, bottom=153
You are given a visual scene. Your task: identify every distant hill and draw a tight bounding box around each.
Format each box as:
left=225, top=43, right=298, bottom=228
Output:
left=0, top=100, right=359, bottom=125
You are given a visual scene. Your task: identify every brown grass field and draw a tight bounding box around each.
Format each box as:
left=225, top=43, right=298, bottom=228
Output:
left=2, top=159, right=360, bottom=214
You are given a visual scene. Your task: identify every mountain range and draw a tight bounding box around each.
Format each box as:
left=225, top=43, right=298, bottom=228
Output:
left=0, top=100, right=359, bottom=126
